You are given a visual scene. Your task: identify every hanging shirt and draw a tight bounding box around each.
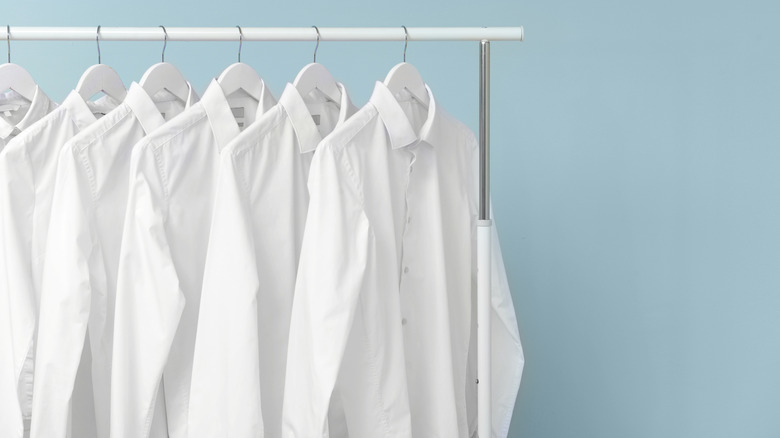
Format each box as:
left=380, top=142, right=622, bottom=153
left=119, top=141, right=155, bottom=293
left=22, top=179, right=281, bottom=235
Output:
left=188, top=82, right=355, bottom=438
left=0, top=90, right=118, bottom=438
left=30, top=82, right=198, bottom=438
left=282, top=81, right=524, bottom=438
left=111, top=78, right=275, bottom=438
left=0, top=87, right=55, bottom=150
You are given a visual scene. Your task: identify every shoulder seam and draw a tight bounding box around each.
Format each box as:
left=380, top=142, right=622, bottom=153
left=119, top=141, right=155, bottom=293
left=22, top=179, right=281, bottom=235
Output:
left=149, top=111, right=207, bottom=152
left=73, top=106, right=133, bottom=152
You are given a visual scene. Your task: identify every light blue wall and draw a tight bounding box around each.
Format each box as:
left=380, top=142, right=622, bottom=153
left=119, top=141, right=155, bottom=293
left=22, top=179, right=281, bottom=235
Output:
left=6, top=0, right=780, bottom=437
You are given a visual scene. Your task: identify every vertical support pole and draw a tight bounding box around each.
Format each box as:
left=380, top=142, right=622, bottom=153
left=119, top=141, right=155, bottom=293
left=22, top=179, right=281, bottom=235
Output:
left=477, top=39, right=493, bottom=438
left=479, top=41, right=491, bottom=222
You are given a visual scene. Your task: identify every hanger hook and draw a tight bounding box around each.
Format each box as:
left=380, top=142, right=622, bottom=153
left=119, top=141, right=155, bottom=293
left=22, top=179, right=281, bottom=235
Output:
left=402, top=25, right=409, bottom=62
left=236, top=25, right=243, bottom=63
left=159, top=25, right=167, bottom=62
left=96, top=25, right=102, bottom=64
left=6, top=25, right=10, bottom=64
left=312, top=26, right=320, bottom=63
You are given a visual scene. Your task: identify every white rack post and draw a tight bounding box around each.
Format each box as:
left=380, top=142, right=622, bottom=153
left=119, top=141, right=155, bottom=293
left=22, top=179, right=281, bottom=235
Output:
left=478, top=39, right=493, bottom=438
left=4, top=25, right=523, bottom=437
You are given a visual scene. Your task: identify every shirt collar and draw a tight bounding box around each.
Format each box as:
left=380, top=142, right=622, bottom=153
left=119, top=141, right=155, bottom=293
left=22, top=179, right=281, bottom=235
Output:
left=336, top=83, right=356, bottom=126
left=0, top=118, right=15, bottom=141
left=0, top=85, right=53, bottom=141
left=201, top=79, right=244, bottom=150
left=123, top=82, right=167, bottom=135
left=184, top=81, right=198, bottom=107
left=279, top=82, right=355, bottom=154
left=59, top=90, right=113, bottom=131
left=369, top=81, right=442, bottom=150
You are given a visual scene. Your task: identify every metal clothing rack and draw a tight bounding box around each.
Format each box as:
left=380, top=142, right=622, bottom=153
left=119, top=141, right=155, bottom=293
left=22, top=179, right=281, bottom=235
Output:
left=5, top=26, right=524, bottom=437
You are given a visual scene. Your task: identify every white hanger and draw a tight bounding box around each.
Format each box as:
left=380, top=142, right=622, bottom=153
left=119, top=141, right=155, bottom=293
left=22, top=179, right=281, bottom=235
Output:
left=218, top=62, right=265, bottom=102
left=217, top=26, right=264, bottom=102
left=383, top=26, right=430, bottom=108
left=76, top=26, right=127, bottom=102
left=140, top=26, right=190, bottom=103
left=293, top=27, right=341, bottom=104
left=0, top=25, right=37, bottom=102
left=0, top=64, right=37, bottom=102
left=76, top=65, right=127, bottom=102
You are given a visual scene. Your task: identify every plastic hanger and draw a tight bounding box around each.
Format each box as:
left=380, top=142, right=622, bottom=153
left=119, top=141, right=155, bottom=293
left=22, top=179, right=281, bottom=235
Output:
left=0, top=25, right=37, bottom=102
left=293, top=26, right=341, bottom=104
left=383, top=26, right=430, bottom=108
left=139, top=26, right=190, bottom=103
left=217, top=26, right=265, bottom=102
left=75, top=26, right=127, bottom=102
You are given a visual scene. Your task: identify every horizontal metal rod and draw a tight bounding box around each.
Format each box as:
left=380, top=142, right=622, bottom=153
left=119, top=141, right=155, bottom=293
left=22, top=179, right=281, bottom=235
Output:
left=2, top=26, right=524, bottom=42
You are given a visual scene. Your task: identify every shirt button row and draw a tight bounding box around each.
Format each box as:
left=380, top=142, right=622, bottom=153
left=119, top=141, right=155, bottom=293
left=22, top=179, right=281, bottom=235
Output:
left=403, top=266, right=409, bottom=274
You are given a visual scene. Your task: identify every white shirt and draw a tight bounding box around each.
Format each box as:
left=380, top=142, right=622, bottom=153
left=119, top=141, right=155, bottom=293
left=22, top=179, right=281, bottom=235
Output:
left=0, top=91, right=118, bottom=438
left=282, top=81, right=523, bottom=437
left=0, top=86, right=55, bottom=149
left=111, top=78, right=275, bottom=438
left=188, top=82, right=355, bottom=438
left=31, top=83, right=197, bottom=438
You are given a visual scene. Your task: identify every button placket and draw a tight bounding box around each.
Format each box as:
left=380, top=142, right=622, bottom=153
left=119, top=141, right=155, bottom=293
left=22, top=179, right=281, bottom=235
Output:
left=399, top=148, right=417, bottom=328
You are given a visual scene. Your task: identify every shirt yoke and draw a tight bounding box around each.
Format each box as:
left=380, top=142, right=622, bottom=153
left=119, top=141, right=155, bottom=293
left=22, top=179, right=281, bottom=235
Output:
left=65, top=105, right=134, bottom=153
left=227, top=104, right=286, bottom=159
left=318, top=104, right=379, bottom=155
left=6, top=108, right=62, bottom=148
left=144, top=105, right=208, bottom=153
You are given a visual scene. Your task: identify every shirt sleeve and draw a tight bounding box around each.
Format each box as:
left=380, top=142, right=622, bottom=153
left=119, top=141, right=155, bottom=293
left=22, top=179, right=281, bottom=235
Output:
left=489, top=215, right=524, bottom=438
left=0, top=147, right=36, bottom=438
left=282, top=143, right=374, bottom=437
left=110, top=143, right=185, bottom=438
left=29, top=145, right=94, bottom=438
left=187, top=152, right=263, bottom=437
left=0, top=256, right=23, bottom=438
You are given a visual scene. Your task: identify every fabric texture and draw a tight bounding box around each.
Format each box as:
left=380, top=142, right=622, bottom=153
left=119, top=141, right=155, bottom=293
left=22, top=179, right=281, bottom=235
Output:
left=110, top=79, right=275, bottom=438
left=31, top=83, right=196, bottom=438
left=189, top=82, right=355, bottom=438
left=282, top=81, right=523, bottom=438
left=0, top=90, right=116, bottom=438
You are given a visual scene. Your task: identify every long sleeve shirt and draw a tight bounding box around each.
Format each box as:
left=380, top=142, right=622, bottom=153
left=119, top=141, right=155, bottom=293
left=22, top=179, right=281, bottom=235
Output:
left=189, top=82, right=355, bottom=437
left=0, top=90, right=116, bottom=438
left=283, top=81, right=523, bottom=438
left=31, top=83, right=197, bottom=438
left=111, top=79, right=275, bottom=438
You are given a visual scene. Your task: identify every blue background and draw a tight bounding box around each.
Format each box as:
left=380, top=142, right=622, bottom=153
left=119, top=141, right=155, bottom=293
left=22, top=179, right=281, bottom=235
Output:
left=6, top=0, right=780, bottom=437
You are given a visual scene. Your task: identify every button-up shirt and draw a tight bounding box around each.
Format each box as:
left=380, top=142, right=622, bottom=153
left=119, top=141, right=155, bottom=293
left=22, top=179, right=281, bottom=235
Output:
left=111, top=79, right=275, bottom=438
left=0, top=87, right=55, bottom=149
left=0, top=91, right=118, bottom=438
left=31, top=83, right=198, bottom=438
left=188, top=82, right=354, bottom=438
left=283, top=81, right=523, bottom=438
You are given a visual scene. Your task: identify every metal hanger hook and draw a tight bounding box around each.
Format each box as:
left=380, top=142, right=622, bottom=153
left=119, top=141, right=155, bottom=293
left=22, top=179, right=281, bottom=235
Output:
left=159, top=25, right=168, bottom=62
left=96, top=25, right=102, bottom=64
left=6, top=25, right=10, bottom=63
left=312, top=26, right=320, bottom=63
left=236, top=25, right=243, bottom=62
left=402, top=25, right=409, bottom=62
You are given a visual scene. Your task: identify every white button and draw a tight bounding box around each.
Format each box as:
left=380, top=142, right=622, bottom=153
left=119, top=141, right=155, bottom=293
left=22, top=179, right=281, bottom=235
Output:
left=407, top=217, right=411, bottom=224
left=410, top=165, right=414, bottom=173
left=401, top=318, right=408, bottom=326
left=403, top=266, right=409, bottom=274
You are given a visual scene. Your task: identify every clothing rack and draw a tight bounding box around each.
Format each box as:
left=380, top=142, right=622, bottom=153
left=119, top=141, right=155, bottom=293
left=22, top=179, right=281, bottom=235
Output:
left=4, top=26, right=524, bottom=437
